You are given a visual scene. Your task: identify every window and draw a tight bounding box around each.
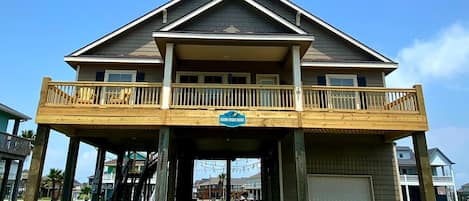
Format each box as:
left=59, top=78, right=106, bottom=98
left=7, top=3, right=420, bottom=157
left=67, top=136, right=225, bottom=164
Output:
left=180, top=75, right=199, bottom=83
left=176, top=72, right=251, bottom=84
left=326, top=74, right=359, bottom=109
left=204, top=76, right=223, bottom=84
left=105, top=70, right=136, bottom=82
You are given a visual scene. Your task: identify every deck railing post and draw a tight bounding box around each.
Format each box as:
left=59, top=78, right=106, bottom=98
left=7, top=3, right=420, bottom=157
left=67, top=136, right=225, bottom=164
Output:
left=413, top=84, right=427, bottom=115
left=39, top=77, right=52, bottom=106
left=161, top=43, right=174, bottom=109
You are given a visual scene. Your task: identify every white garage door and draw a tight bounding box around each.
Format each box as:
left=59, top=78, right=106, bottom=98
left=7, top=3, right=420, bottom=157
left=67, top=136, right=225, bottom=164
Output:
left=308, top=175, right=374, bottom=201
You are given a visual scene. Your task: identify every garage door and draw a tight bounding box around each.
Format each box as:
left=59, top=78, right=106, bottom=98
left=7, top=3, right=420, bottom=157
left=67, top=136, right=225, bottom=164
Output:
left=308, top=175, right=374, bottom=201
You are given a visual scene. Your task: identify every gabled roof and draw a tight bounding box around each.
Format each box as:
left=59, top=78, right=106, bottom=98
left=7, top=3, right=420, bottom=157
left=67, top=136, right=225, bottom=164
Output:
left=69, top=0, right=182, bottom=57
left=279, top=0, right=393, bottom=63
left=68, top=0, right=393, bottom=63
left=159, top=0, right=307, bottom=34
left=428, top=148, right=455, bottom=164
left=0, top=103, right=31, bottom=121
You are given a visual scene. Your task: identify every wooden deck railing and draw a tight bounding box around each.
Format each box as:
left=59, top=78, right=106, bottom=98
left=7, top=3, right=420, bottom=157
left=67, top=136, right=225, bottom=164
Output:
left=44, top=81, right=162, bottom=107
left=0, top=132, right=31, bottom=157
left=39, top=78, right=425, bottom=115
left=171, top=83, right=295, bottom=110
left=302, top=86, right=421, bottom=113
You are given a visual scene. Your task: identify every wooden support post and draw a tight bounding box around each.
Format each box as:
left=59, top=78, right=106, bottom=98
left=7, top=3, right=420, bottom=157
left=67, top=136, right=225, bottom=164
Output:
left=156, top=127, right=171, bottom=201
left=11, top=160, right=24, bottom=201
left=12, top=119, right=20, bottom=136
left=176, top=158, right=194, bottom=201
left=412, top=132, right=436, bottom=201
left=226, top=159, right=232, bottom=201
left=0, top=159, right=12, bottom=201
left=91, top=148, right=106, bottom=201
left=25, top=125, right=50, bottom=201
left=161, top=43, right=174, bottom=109
left=293, top=129, right=308, bottom=201
left=167, top=146, right=177, bottom=201
left=292, top=45, right=303, bottom=112
left=114, top=151, right=124, bottom=185
left=61, top=137, right=80, bottom=201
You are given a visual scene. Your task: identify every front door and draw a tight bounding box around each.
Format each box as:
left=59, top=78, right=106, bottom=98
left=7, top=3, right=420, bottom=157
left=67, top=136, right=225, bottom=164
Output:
left=256, top=74, right=279, bottom=107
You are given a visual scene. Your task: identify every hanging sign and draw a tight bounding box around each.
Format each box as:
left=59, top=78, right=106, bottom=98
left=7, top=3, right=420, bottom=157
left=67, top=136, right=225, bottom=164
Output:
left=219, top=111, right=246, bottom=128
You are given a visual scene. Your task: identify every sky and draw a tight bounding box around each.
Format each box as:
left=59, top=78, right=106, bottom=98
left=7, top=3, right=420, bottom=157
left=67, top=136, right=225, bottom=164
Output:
left=0, top=0, right=468, bottom=187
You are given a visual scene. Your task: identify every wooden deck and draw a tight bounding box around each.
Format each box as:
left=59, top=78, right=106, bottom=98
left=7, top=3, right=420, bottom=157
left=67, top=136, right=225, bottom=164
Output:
left=36, top=77, right=428, bottom=137
left=0, top=132, right=31, bottom=158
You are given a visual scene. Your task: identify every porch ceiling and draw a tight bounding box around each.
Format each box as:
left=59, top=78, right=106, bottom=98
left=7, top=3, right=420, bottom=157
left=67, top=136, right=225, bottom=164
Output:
left=153, top=31, right=314, bottom=61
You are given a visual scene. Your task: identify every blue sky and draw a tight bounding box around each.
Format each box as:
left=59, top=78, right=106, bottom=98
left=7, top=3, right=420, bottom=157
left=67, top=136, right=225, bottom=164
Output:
left=0, top=0, right=468, bottom=187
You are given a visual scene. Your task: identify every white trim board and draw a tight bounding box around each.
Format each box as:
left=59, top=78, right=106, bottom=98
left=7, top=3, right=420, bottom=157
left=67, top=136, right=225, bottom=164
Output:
left=280, top=0, right=393, bottom=63
left=64, top=56, right=163, bottom=64
left=159, top=0, right=307, bottom=34
left=301, top=61, right=398, bottom=69
left=69, top=0, right=181, bottom=56
left=153, top=32, right=314, bottom=42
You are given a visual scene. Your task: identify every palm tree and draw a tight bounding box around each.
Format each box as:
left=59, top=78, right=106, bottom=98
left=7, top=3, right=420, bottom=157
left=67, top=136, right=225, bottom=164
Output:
left=45, top=168, right=64, bottom=201
left=21, top=130, right=35, bottom=139
left=79, top=185, right=92, bottom=201
left=218, top=173, right=226, bottom=200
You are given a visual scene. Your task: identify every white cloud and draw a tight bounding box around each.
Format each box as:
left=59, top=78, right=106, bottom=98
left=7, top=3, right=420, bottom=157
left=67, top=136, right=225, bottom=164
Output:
left=387, top=23, right=469, bottom=87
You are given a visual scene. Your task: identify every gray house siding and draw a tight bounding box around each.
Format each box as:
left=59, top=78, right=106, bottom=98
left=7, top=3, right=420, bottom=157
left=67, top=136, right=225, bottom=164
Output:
left=175, top=1, right=293, bottom=33
left=77, top=64, right=163, bottom=82
left=83, top=0, right=211, bottom=57
left=305, top=135, right=401, bottom=201
left=301, top=68, right=385, bottom=87
left=255, top=0, right=297, bottom=25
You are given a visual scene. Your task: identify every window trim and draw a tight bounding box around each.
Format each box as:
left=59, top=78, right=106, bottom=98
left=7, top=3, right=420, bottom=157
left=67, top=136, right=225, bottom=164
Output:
left=176, top=71, right=251, bottom=84
left=104, top=70, right=137, bottom=82
left=325, top=74, right=358, bottom=87
left=255, top=74, right=280, bottom=85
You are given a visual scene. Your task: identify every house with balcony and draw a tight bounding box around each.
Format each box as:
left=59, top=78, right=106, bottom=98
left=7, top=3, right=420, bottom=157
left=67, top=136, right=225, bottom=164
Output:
left=0, top=103, right=31, bottom=201
left=397, top=146, right=458, bottom=201
left=458, top=183, right=469, bottom=201
left=25, top=0, right=437, bottom=201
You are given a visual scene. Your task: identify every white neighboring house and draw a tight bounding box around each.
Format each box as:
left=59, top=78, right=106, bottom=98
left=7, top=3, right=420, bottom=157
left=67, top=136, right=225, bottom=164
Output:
left=397, top=146, right=458, bottom=201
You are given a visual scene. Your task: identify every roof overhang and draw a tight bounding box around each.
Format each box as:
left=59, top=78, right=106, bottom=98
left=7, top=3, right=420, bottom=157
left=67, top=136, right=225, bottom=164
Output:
left=153, top=32, right=314, bottom=62
left=0, top=103, right=31, bottom=121
left=64, top=56, right=163, bottom=68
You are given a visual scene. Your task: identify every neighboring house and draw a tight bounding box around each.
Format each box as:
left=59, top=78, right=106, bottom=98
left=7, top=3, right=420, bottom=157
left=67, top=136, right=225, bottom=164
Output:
left=0, top=103, right=31, bottom=201
left=26, top=1, right=436, bottom=201
left=458, top=183, right=469, bottom=201
left=194, top=173, right=261, bottom=201
left=397, top=146, right=458, bottom=201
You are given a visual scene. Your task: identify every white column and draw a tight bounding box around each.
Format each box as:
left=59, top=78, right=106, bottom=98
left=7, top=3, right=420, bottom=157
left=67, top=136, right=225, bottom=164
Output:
left=292, top=45, right=303, bottom=112
left=404, top=175, right=411, bottom=201
left=161, top=43, right=174, bottom=109
left=451, top=166, right=459, bottom=201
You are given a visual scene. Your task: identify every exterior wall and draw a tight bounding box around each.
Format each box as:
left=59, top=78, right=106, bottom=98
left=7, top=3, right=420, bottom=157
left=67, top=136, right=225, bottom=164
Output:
left=84, top=0, right=211, bottom=57
left=0, top=112, right=9, bottom=132
left=77, top=64, right=163, bottom=82
left=305, top=135, right=401, bottom=201
left=175, top=1, right=292, bottom=33
left=176, top=60, right=292, bottom=84
left=300, top=17, right=378, bottom=62
left=302, top=68, right=385, bottom=87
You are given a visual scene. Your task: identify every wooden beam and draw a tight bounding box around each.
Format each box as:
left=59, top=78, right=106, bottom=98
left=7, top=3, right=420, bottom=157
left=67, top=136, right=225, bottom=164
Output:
left=61, top=137, right=80, bottom=201
left=156, top=127, right=171, bottom=201
left=0, top=159, right=12, bottom=201
left=412, top=132, right=436, bottom=201
left=114, top=151, right=124, bottom=185
left=11, top=160, right=24, bottom=201
left=293, top=129, right=308, bottom=201
left=91, top=148, right=106, bottom=201
left=25, top=125, right=50, bottom=201
left=414, top=84, right=427, bottom=116
left=227, top=159, right=232, bottom=201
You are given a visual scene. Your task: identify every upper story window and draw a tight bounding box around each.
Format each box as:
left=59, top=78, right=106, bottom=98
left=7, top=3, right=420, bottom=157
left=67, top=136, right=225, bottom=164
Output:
left=397, top=151, right=411, bottom=159
left=176, top=72, right=251, bottom=84
left=105, top=70, right=137, bottom=82
left=326, top=74, right=359, bottom=109
left=326, top=74, right=357, bottom=87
